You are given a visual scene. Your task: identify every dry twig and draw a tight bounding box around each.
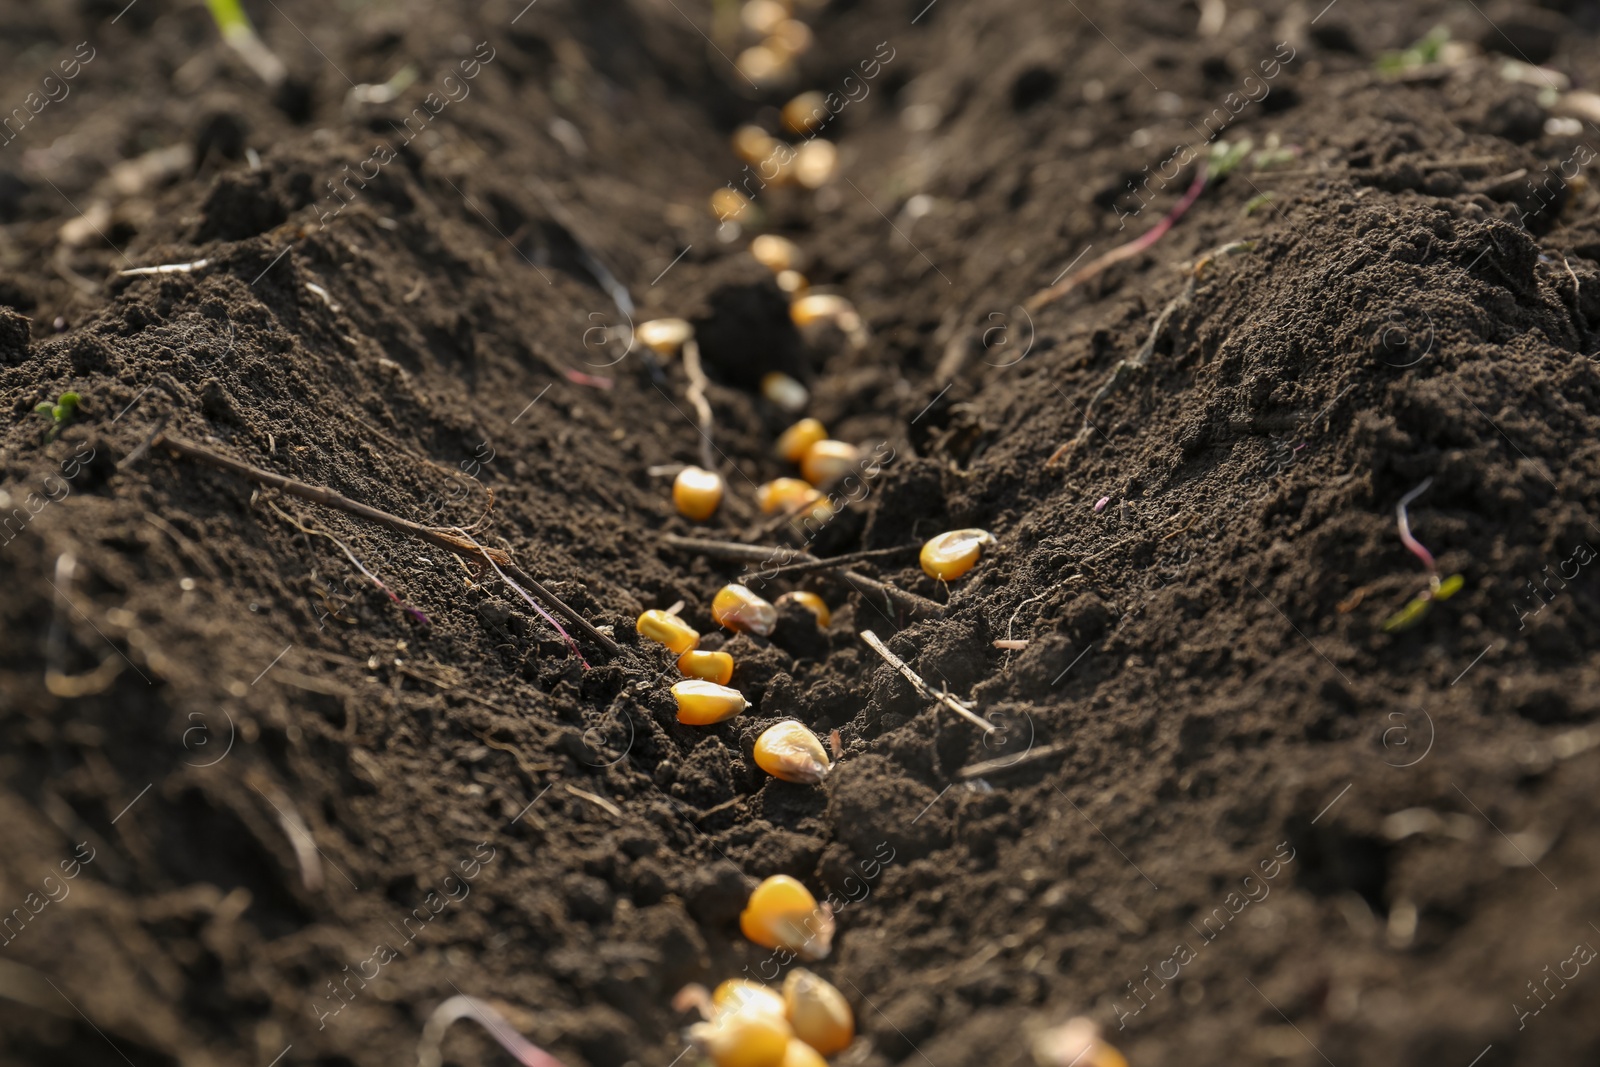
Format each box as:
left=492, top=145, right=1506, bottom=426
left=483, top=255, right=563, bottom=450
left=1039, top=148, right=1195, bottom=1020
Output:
left=956, top=741, right=1070, bottom=780
left=860, top=629, right=995, bottom=734
left=659, top=534, right=944, bottom=619
left=681, top=339, right=718, bottom=472
left=150, top=433, right=620, bottom=654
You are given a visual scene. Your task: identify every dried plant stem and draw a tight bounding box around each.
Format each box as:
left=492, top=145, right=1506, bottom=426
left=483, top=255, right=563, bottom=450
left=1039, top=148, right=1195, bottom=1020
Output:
left=659, top=535, right=944, bottom=619
left=119, top=259, right=210, bottom=276
left=1046, top=272, right=1200, bottom=467
left=861, top=629, right=995, bottom=734
left=151, top=433, right=619, bottom=655
left=760, top=544, right=918, bottom=578
left=681, top=339, right=718, bottom=471
left=956, top=741, right=1071, bottom=780
left=660, top=533, right=802, bottom=565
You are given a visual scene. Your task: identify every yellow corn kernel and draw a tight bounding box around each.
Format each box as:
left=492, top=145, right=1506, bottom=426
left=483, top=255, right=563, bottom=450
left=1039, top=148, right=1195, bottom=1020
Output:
left=781, top=92, right=827, bottom=136
left=782, top=969, right=854, bottom=1056
left=753, top=721, right=832, bottom=784
left=733, top=125, right=780, bottom=167
left=758, top=485, right=833, bottom=526
left=792, top=139, right=837, bottom=189
left=761, top=372, right=809, bottom=413
left=740, top=0, right=788, bottom=36
left=776, top=418, right=827, bottom=463
left=790, top=292, right=851, bottom=328
left=638, top=609, right=699, bottom=655
left=674, top=465, right=725, bottom=522
left=637, top=317, right=693, bottom=357
left=775, top=269, right=808, bottom=296
left=751, top=233, right=804, bottom=274
left=1031, top=1017, right=1129, bottom=1067
left=713, top=187, right=753, bottom=223
left=688, top=999, right=792, bottom=1067
left=713, top=979, right=788, bottom=1020
left=736, top=44, right=791, bottom=87
left=758, top=477, right=818, bottom=515
left=712, top=584, right=779, bottom=637
left=776, top=591, right=830, bottom=627
left=768, top=19, right=813, bottom=57
left=919, top=528, right=995, bottom=581
left=779, top=1039, right=828, bottom=1067
left=740, top=875, right=834, bottom=959
left=791, top=293, right=866, bottom=348
left=800, top=440, right=860, bottom=488
left=673, top=679, right=749, bottom=725
left=678, top=649, right=735, bottom=685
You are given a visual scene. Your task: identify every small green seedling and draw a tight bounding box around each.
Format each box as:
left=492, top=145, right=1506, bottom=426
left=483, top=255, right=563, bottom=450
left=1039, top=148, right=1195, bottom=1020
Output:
left=1382, top=476, right=1465, bottom=632
left=1243, top=192, right=1275, bottom=216
left=34, top=391, right=80, bottom=441
left=1376, top=26, right=1451, bottom=75
left=1210, top=138, right=1254, bottom=181
left=204, top=0, right=287, bottom=87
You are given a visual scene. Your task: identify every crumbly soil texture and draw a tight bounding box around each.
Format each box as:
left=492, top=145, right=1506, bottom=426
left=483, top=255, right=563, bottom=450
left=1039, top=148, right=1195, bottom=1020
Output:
left=5, top=1, right=1600, bottom=1065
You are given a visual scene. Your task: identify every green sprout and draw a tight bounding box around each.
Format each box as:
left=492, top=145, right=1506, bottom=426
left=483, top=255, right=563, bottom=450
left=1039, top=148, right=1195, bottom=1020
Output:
left=34, top=391, right=80, bottom=441
left=1381, top=477, right=1466, bottom=632
left=204, top=0, right=287, bottom=87
left=1210, top=138, right=1255, bottom=181
left=1243, top=192, right=1275, bottom=216
left=1376, top=26, right=1451, bottom=75
left=204, top=0, right=253, bottom=38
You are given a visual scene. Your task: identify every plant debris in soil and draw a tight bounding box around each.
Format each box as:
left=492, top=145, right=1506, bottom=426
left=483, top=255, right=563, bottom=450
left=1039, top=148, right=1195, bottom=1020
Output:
left=4, top=1, right=1600, bottom=1066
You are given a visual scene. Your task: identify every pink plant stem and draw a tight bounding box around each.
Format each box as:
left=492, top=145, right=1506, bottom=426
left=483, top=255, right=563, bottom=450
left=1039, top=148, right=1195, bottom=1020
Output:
left=1026, top=163, right=1209, bottom=312
left=330, top=537, right=431, bottom=625
left=416, top=995, right=567, bottom=1067
left=1396, top=477, right=1437, bottom=575
left=455, top=528, right=589, bottom=668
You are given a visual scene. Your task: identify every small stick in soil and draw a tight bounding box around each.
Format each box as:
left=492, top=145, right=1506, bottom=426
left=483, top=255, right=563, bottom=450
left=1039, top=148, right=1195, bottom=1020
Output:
left=1046, top=240, right=1253, bottom=468
left=659, top=535, right=944, bottom=619
left=150, top=433, right=620, bottom=655
left=681, top=338, right=718, bottom=472
left=44, top=553, right=126, bottom=698
left=660, top=533, right=811, bottom=565
left=760, top=544, right=919, bottom=578
left=118, top=259, right=211, bottom=276
left=860, top=630, right=995, bottom=734
left=956, top=741, right=1070, bottom=780
left=417, top=995, right=567, bottom=1067
left=563, top=783, right=622, bottom=818
left=838, top=569, right=945, bottom=621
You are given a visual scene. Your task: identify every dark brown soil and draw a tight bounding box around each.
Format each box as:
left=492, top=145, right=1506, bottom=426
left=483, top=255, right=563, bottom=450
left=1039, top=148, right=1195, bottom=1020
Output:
left=4, top=1, right=1600, bottom=1066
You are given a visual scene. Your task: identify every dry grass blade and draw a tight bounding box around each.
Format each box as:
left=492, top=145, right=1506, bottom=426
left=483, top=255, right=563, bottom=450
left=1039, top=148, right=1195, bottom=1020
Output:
left=861, top=630, right=994, bottom=734
left=681, top=338, right=718, bottom=472
left=150, top=434, right=619, bottom=654
left=659, top=535, right=944, bottom=619
left=956, top=741, right=1070, bottom=780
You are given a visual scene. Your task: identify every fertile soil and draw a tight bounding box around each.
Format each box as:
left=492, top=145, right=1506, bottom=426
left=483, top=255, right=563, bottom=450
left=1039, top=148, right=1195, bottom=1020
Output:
left=4, top=1, right=1600, bottom=1065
